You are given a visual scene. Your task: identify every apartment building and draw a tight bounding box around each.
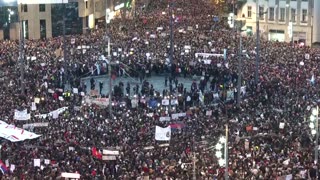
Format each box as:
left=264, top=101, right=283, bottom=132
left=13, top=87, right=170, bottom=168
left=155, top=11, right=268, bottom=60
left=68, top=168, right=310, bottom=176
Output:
left=238, top=0, right=320, bottom=46
left=18, top=3, right=53, bottom=39
left=0, top=0, right=148, bottom=40
left=78, top=0, right=136, bottom=30
left=0, top=0, right=81, bottom=40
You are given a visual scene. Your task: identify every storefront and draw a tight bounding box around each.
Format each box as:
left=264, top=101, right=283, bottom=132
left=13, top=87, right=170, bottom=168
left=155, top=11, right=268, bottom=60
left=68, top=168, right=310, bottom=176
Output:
left=268, top=29, right=285, bottom=42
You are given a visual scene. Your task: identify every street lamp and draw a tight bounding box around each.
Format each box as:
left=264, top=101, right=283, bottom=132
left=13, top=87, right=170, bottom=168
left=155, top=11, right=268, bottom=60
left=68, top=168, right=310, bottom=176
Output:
left=286, top=4, right=295, bottom=47
left=105, top=11, right=113, bottom=118
left=255, top=0, right=267, bottom=85
left=309, top=106, right=319, bottom=179
left=215, top=125, right=229, bottom=180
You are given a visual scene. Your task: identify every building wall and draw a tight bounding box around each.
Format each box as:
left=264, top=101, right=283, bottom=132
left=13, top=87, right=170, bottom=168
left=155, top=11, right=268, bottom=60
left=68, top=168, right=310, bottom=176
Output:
left=9, top=22, right=19, bottom=40
left=238, top=0, right=315, bottom=46
left=78, top=0, right=115, bottom=31
left=0, top=30, right=3, bottom=40
left=313, top=0, right=320, bottom=43
left=19, top=4, right=52, bottom=39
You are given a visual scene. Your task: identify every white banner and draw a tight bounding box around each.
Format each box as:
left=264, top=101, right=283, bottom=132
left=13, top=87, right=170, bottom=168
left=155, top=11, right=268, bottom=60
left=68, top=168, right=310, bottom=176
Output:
left=131, top=99, right=138, bottom=108
left=61, top=172, right=80, bottom=179
left=23, top=123, right=49, bottom=129
left=102, top=150, right=119, bottom=155
left=85, top=97, right=109, bottom=107
left=31, top=102, right=37, bottom=111
left=206, top=110, right=212, bottom=116
left=0, top=120, right=41, bottom=142
left=159, top=116, right=171, bottom=122
left=226, top=90, right=234, bottom=101
left=155, top=126, right=171, bottom=141
left=171, top=99, right=178, bottom=105
left=14, top=109, right=31, bottom=121
left=102, top=156, right=117, bottom=161
left=35, top=107, right=68, bottom=119
left=162, top=99, right=169, bottom=106
left=171, top=112, right=186, bottom=120
left=195, top=53, right=223, bottom=58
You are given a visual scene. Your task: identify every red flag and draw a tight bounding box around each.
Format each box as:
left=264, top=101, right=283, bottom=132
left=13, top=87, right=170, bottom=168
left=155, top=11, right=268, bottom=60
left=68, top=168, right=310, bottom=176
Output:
left=92, top=147, right=102, bottom=159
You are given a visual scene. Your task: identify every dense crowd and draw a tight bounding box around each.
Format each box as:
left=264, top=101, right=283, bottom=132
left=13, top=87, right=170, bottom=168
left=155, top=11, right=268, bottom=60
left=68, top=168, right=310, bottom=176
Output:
left=0, top=0, right=320, bottom=179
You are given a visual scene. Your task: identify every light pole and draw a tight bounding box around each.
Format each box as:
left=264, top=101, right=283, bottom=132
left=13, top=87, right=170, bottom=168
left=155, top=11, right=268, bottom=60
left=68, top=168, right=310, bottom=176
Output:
left=62, top=2, right=67, bottom=83
left=286, top=4, right=294, bottom=47
left=234, top=20, right=245, bottom=107
left=215, top=134, right=228, bottom=179
left=224, top=124, right=229, bottom=180
left=106, top=8, right=112, bottom=118
left=168, top=0, right=174, bottom=113
left=192, top=135, right=196, bottom=180
left=18, top=3, right=25, bottom=95
left=255, top=0, right=260, bottom=85
left=255, top=0, right=267, bottom=85
left=169, top=0, right=174, bottom=68
left=309, top=106, right=319, bottom=179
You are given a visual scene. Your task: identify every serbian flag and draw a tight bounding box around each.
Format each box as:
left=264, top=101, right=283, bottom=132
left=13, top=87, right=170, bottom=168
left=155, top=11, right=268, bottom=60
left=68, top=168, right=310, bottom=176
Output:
left=92, top=147, right=102, bottom=159
left=170, top=121, right=186, bottom=130
left=0, top=160, right=8, bottom=175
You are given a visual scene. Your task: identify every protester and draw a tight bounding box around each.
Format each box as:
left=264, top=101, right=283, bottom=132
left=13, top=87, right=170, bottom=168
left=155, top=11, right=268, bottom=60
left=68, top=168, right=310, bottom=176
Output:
left=0, top=0, right=320, bottom=179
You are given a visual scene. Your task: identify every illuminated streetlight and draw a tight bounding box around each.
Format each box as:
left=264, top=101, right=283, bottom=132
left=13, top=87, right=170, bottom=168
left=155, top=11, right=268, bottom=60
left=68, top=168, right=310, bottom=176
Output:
left=215, top=143, right=223, bottom=150
left=312, top=108, right=318, bottom=116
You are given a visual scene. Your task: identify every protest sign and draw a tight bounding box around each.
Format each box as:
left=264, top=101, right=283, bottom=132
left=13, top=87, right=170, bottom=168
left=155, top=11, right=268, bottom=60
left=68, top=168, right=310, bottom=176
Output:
left=14, top=109, right=31, bottom=121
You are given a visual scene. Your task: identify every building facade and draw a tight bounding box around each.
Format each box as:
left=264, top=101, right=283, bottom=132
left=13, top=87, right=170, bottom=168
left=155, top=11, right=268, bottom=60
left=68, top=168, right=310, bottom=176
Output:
left=237, top=0, right=320, bottom=46
left=77, top=0, right=136, bottom=32
left=19, top=3, right=53, bottom=39
left=0, top=0, right=144, bottom=40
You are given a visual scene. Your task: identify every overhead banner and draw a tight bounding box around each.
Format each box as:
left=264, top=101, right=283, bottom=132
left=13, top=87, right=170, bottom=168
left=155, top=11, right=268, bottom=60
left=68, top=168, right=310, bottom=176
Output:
left=0, top=120, right=41, bottom=142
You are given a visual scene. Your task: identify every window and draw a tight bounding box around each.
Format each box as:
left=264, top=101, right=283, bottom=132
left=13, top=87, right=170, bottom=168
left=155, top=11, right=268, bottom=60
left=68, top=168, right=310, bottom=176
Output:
left=22, top=4, right=28, bottom=12
left=247, top=6, right=252, bottom=18
left=40, top=20, right=46, bottom=39
left=259, top=6, right=264, bottom=19
left=269, top=7, right=274, bottom=21
left=302, top=9, right=308, bottom=23
left=291, top=8, right=296, bottom=22
left=39, top=4, right=45, bottom=12
left=279, top=8, right=285, bottom=22
left=85, top=1, right=88, bottom=9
